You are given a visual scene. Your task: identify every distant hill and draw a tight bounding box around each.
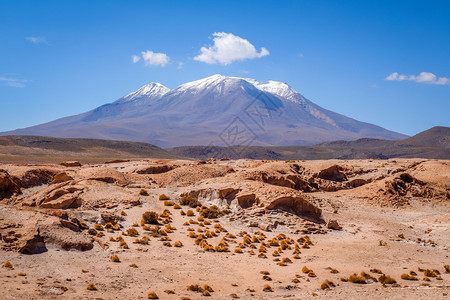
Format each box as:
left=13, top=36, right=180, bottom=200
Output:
left=168, top=126, right=450, bottom=160
left=0, top=135, right=182, bottom=163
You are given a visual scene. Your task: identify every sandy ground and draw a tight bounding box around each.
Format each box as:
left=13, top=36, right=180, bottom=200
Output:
left=0, top=158, right=449, bottom=299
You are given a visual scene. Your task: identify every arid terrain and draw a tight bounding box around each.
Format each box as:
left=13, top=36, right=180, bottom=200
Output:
left=1, top=157, right=449, bottom=299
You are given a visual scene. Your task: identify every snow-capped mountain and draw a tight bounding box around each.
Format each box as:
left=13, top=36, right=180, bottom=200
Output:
left=117, top=82, right=170, bottom=103
left=1, top=75, right=407, bottom=147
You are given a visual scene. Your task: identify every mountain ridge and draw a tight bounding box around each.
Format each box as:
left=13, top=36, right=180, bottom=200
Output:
left=1, top=75, right=408, bottom=147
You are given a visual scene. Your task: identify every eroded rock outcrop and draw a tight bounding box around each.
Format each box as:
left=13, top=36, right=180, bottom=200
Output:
left=78, top=167, right=128, bottom=186
left=22, top=182, right=83, bottom=209
left=19, top=169, right=57, bottom=188
left=0, top=170, right=21, bottom=200
left=317, top=165, right=348, bottom=182
left=266, top=196, right=325, bottom=224
left=135, top=164, right=175, bottom=174
left=52, top=172, right=74, bottom=184
left=236, top=193, right=257, bottom=208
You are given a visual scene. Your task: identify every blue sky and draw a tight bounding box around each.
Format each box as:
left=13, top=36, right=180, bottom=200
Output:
left=0, top=0, right=449, bottom=136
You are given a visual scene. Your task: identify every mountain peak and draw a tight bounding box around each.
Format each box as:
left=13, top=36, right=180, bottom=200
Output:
left=121, top=82, right=170, bottom=102
left=173, top=74, right=250, bottom=95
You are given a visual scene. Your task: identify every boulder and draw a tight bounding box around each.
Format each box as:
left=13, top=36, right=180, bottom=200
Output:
left=101, top=212, right=121, bottom=224
left=52, top=172, right=74, bottom=184
left=327, top=219, right=342, bottom=230
left=39, top=187, right=83, bottom=209
left=39, top=223, right=93, bottom=251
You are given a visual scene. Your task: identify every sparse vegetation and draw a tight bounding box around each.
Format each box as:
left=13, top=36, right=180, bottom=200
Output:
left=147, top=291, right=159, bottom=299
left=3, top=261, right=13, bottom=269
left=159, top=194, right=170, bottom=200
left=348, top=274, right=366, bottom=284
left=263, top=284, right=273, bottom=292
left=139, top=189, right=149, bottom=196
left=330, top=268, right=339, bottom=274
left=401, top=274, right=418, bottom=280
left=379, top=274, right=396, bottom=285
left=444, top=265, right=450, bottom=273
left=86, top=283, right=97, bottom=291
left=200, top=205, right=230, bottom=219
left=126, top=228, right=139, bottom=237
left=180, top=195, right=201, bottom=208
left=111, top=255, right=120, bottom=262
left=187, top=284, right=203, bottom=292
left=142, top=211, right=159, bottom=224
left=321, top=280, right=335, bottom=290
left=174, top=241, right=183, bottom=247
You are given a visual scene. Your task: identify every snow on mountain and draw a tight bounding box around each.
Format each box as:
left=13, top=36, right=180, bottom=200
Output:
left=0, top=75, right=408, bottom=147
left=118, top=82, right=170, bottom=103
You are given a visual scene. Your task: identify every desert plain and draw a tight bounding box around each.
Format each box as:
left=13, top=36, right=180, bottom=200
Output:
left=0, top=157, right=449, bottom=299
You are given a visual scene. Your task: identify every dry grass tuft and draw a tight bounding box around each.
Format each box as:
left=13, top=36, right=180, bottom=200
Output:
left=139, top=189, right=149, bottom=196
left=444, top=265, right=450, bottom=273
left=159, top=194, right=170, bottom=200
left=320, top=280, right=335, bottom=290
left=147, top=291, right=159, bottom=299
left=263, top=284, right=273, bottom=292
left=3, top=261, right=13, bottom=269
left=142, top=211, right=159, bottom=225
left=401, top=274, right=418, bottom=281
left=94, top=224, right=104, bottom=231
left=86, top=283, right=97, bottom=291
left=378, top=274, right=396, bottom=285
left=180, top=195, right=201, bottom=207
left=110, top=255, right=120, bottom=262
left=349, top=274, right=366, bottom=284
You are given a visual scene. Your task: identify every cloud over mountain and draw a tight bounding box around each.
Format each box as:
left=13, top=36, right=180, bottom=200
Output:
left=194, top=32, right=269, bottom=65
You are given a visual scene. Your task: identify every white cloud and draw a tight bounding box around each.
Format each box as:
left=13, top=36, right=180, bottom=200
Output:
left=141, top=50, right=170, bottom=67
left=25, top=36, right=46, bottom=44
left=132, top=55, right=141, bottom=63
left=0, top=77, right=28, bottom=88
left=194, top=32, right=269, bottom=65
left=385, top=71, right=449, bottom=85
left=177, top=62, right=184, bottom=69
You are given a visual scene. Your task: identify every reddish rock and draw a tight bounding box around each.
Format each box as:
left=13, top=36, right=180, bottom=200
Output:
left=0, top=170, right=21, bottom=200
left=60, top=161, right=82, bottom=167
left=317, top=165, right=347, bottom=182
left=236, top=193, right=257, bottom=209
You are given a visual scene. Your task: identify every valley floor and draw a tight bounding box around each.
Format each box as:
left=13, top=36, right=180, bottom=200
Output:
left=0, top=158, right=449, bottom=299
